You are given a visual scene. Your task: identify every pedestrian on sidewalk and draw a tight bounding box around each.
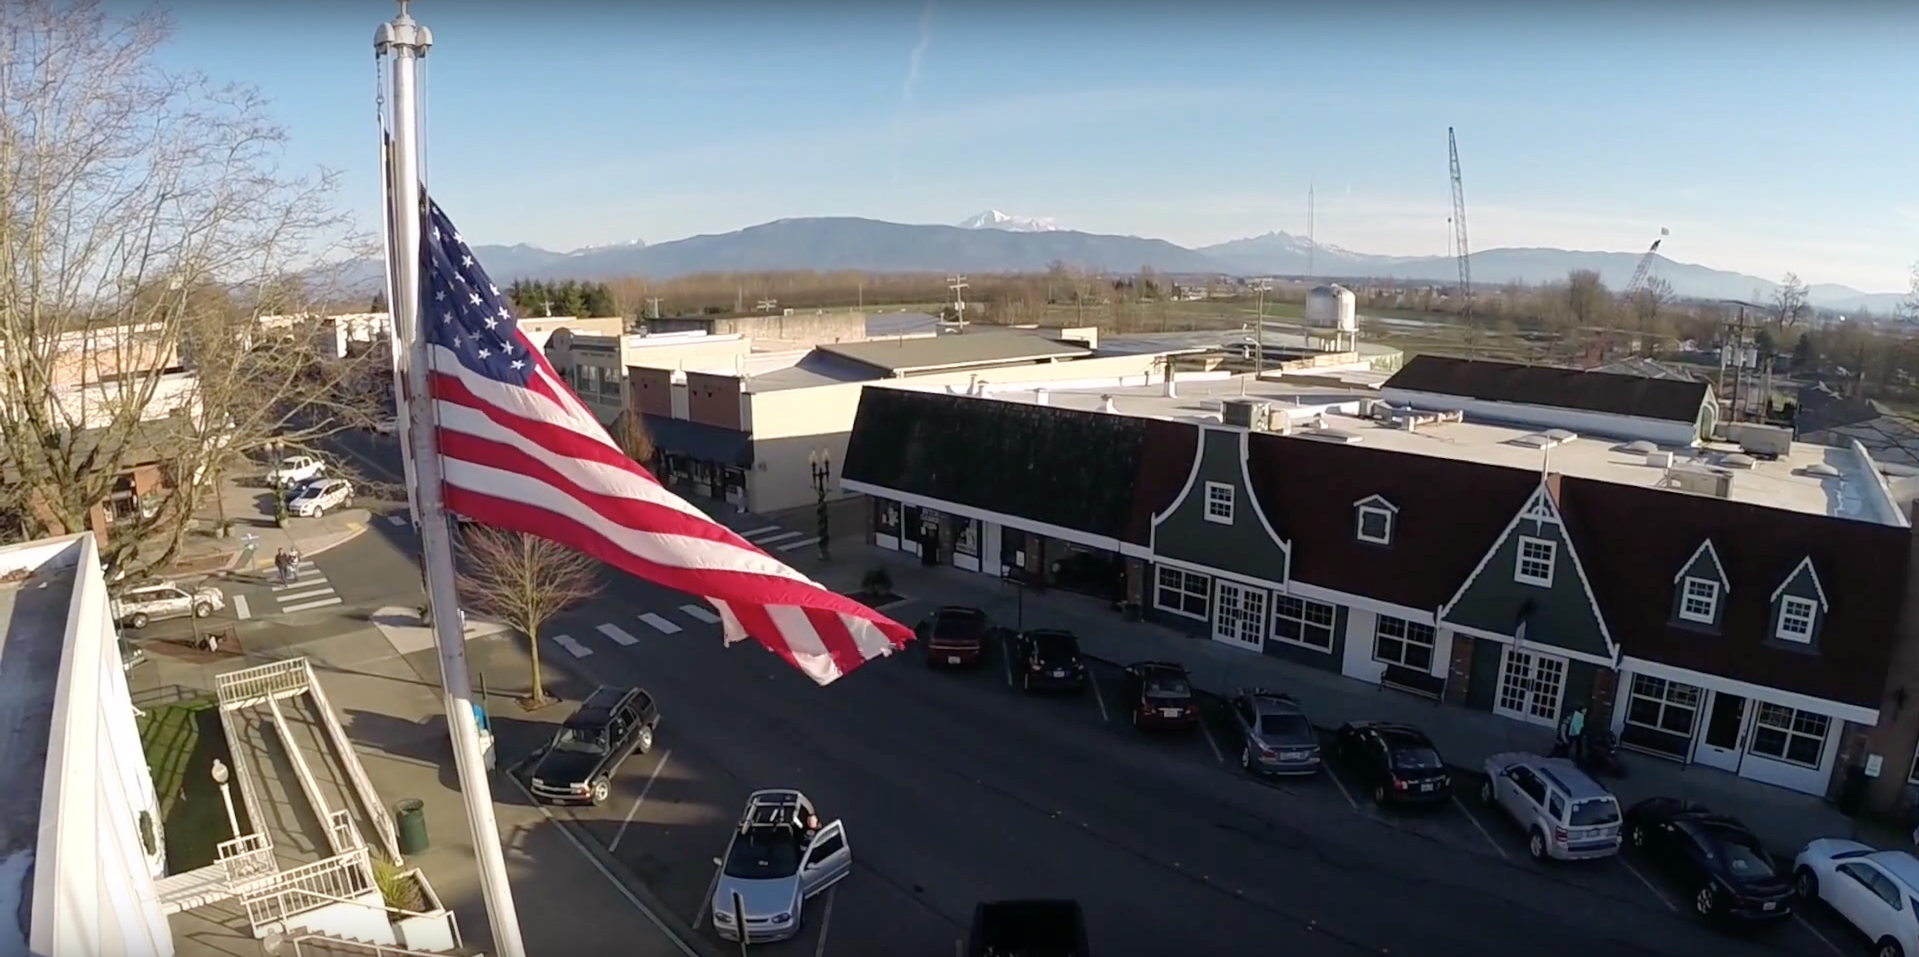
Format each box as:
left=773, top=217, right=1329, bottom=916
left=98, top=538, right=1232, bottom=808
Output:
left=273, top=548, right=291, bottom=585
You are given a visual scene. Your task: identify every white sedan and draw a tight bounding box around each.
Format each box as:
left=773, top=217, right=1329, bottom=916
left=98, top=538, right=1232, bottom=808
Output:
left=1794, top=838, right=1919, bottom=957
left=289, top=479, right=354, bottom=518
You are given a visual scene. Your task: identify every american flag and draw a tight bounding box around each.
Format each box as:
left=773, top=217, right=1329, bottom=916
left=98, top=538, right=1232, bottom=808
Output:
left=419, top=199, right=913, bottom=684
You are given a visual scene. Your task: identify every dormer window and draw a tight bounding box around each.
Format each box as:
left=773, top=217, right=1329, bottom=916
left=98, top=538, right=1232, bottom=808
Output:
left=1354, top=495, right=1397, bottom=545
left=1678, top=577, right=1720, bottom=624
left=1204, top=482, right=1234, bottom=524
left=1776, top=597, right=1818, bottom=643
left=1515, top=536, right=1556, bottom=587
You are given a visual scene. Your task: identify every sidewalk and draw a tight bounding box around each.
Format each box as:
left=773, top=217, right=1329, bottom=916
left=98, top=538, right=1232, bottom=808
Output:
left=164, top=470, right=375, bottom=578
left=831, top=547, right=1907, bottom=858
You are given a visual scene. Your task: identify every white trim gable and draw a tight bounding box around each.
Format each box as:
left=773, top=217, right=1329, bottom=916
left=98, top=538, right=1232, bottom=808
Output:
left=1234, top=428, right=1290, bottom=556
left=1437, top=477, right=1617, bottom=659
left=1151, top=424, right=1207, bottom=528
left=1353, top=494, right=1399, bottom=513
left=1768, top=556, right=1829, bottom=612
left=1148, top=427, right=1292, bottom=564
left=1672, top=539, right=1731, bottom=593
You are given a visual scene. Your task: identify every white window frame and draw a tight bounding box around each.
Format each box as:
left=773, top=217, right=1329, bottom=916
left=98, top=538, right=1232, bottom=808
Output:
left=1154, top=566, right=1211, bottom=621
left=1372, top=615, right=1437, bottom=671
left=1776, top=596, right=1818, bottom=643
left=1515, top=536, right=1556, bottom=587
left=1678, top=577, right=1720, bottom=624
left=1748, top=701, right=1830, bottom=769
left=1623, top=673, right=1701, bottom=738
left=1355, top=505, right=1394, bottom=545
left=1204, top=482, right=1235, bottom=525
left=1271, top=595, right=1337, bottom=653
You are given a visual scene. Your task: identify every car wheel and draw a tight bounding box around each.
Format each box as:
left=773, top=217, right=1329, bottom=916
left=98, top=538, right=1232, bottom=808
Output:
left=589, top=777, right=610, bottom=806
left=1371, top=785, right=1387, bottom=806
left=313, top=507, right=326, bottom=518
left=1022, top=674, right=1030, bottom=692
left=1131, top=711, right=1140, bottom=730
left=128, top=613, right=149, bottom=630
left=1629, top=825, right=1646, bottom=848
left=1794, top=867, right=1819, bottom=900
left=1239, top=746, right=1252, bottom=772
left=635, top=725, right=654, bottom=755
left=1478, top=780, right=1494, bottom=804
left=194, top=602, right=213, bottom=619
left=1694, top=885, right=1717, bottom=917
left=1527, top=829, right=1547, bottom=862
left=1877, top=938, right=1905, bottom=957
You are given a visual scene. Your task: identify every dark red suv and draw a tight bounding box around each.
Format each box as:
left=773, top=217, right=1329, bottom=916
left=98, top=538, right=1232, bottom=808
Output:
left=917, top=606, right=993, bottom=668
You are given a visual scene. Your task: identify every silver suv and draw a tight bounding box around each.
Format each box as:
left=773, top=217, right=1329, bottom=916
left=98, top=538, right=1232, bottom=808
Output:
left=1479, top=752, right=1622, bottom=862
left=111, top=580, right=225, bottom=630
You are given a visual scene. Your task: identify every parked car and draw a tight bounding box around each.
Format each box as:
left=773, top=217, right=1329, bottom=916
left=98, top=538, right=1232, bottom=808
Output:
left=525, top=686, right=658, bottom=805
left=1793, top=840, right=1919, bottom=957
left=265, top=454, right=326, bottom=488
left=1121, top=661, right=1200, bottom=731
left=1226, top=690, right=1321, bottom=777
left=372, top=417, right=399, bottom=435
left=711, top=789, right=852, bottom=944
left=1011, top=629, right=1086, bottom=693
left=916, top=605, right=994, bottom=669
left=1334, top=721, right=1451, bottom=804
left=288, top=478, right=355, bottom=518
left=1624, top=798, right=1792, bottom=923
left=1478, top=752, right=1622, bottom=862
left=110, top=580, right=225, bottom=630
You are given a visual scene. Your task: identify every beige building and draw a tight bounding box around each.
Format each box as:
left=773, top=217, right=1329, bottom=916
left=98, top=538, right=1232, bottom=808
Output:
left=545, top=328, right=752, bottom=426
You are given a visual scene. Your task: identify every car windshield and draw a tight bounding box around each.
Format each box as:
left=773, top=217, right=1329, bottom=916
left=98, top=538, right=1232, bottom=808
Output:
left=1145, top=676, right=1191, bottom=698
left=553, top=726, right=609, bottom=755
left=292, top=486, right=323, bottom=500
left=1707, top=830, right=1774, bottom=876
left=1258, top=713, right=1310, bottom=737
left=1032, top=635, right=1077, bottom=659
left=1390, top=747, right=1444, bottom=770
left=933, top=614, right=985, bottom=640
left=1569, top=798, right=1620, bottom=827
left=724, top=828, right=801, bottom=880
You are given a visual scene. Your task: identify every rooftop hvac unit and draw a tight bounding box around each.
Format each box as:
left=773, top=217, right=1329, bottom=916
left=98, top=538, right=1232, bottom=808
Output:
left=1221, top=399, right=1270, bottom=430
left=1726, top=422, right=1792, bottom=459
left=1662, top=466, right=1735, bottom=499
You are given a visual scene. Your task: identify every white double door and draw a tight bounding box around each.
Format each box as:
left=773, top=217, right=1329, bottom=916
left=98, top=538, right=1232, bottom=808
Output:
left=1212, top=580, right=1267, bottom=652
left=1495, top=646, right=1568, bottom=727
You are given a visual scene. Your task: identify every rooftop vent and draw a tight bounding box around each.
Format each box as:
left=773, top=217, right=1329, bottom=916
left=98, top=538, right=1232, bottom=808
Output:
left=1099, top=394, right=1117, bottom=414
left=1034, top=388, right=1049, bottom=406
left=1544, top=428, right=1579, bottom=444
left=1296, top=428, right=1363, bottom=445
left=1802, top=462, right=1842, bottom=478
left=1512, top=434, right=1552, bottom=449
left=1661, top=466, right=1735, bottom=499
left=1646, top=451, right=1674, bottom=469
left=1719, top=452, right=1758, bottom=470
left=1221, top=399, right=1270, bottom=429
left=1622, top=440, right=1658, bottom=454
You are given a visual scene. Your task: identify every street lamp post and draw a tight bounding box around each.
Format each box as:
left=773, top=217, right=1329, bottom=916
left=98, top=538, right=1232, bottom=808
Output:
left=808, top=449, right=832, bottom=562
left=210, top=757, right=240, bottom=839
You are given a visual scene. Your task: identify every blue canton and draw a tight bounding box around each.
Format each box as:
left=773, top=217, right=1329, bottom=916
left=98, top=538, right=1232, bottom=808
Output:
left=421, top=199, right=530, bottom=386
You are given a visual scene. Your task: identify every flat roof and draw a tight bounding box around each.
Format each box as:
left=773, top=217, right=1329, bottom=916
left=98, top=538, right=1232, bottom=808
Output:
left=965, top=375, right=1892, bottom=523
left=0, top=558, right=76, bottom=862
left=743, top=353, right=880, bottom=392
left=818, top=333, right=1092, bottom=375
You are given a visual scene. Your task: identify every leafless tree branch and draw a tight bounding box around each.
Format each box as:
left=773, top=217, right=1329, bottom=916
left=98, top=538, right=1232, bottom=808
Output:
left=455, top=526, right=600, bottom=703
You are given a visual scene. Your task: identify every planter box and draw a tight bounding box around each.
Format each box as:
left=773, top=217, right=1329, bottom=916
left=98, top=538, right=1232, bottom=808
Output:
left=391, top=868, right=461, bottom=953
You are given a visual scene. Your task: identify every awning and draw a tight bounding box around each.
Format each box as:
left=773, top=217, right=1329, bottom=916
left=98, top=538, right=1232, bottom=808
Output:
left=641, top=414, right=753, bottom=469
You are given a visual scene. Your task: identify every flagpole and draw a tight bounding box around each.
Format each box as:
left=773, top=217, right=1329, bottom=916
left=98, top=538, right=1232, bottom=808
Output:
left=376, top=7, right=530, bottom=957
left=378, top=129, right=422, bottom=529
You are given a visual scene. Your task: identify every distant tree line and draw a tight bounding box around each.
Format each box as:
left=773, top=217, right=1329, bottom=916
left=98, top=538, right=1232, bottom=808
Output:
left=505, top=279, right=616, bottom=318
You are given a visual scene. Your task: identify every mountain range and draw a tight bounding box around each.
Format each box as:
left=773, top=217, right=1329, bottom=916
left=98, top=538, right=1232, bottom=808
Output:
left=341, top=213, right=1906, bottom=312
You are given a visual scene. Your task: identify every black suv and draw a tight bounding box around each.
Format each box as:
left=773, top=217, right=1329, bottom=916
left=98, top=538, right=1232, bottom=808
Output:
left=526, top=686, right=659, bottom=805
left=1121, top=661, right=1199, bottom=731
left=1012, top=629, right=1087, bottom=693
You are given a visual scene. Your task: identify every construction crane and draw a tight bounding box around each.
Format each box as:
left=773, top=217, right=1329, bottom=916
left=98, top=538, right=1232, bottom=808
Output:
left=1623, top=228, right=1671, bottom=297
left=1447, top=128, right=1475, bottom=355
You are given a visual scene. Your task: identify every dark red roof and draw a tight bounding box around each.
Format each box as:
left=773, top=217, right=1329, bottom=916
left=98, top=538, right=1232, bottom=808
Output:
left=1384, top=354, right=1710, bottom=424
left=1556, top=478, right=1908, bottom=708
left=1244, top=433, right=1539, bottom=611
left=1127, top=418, right=1198, bottom=546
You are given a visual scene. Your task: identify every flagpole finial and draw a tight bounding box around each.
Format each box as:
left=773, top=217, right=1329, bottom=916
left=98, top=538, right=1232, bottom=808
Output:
left=375, top=0, right=430, bottom=53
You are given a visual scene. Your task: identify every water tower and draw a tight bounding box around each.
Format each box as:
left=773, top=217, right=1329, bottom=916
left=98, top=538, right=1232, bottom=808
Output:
left=1304, top=284, right=1358, bottom=352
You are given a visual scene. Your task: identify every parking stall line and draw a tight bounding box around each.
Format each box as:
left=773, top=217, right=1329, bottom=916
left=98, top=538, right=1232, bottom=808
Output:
left=1616, top=855, right=1677, bottom=912
left=813, top=886, right=836, bottom=957
left=1450, top=795, right=1510, bottom=860
left=1196, top=717, right=1226, bottom=765
left=608, top=750, right=671, bottom=853
left=1001, top=634, right=1016, bottom=687
left=692, top=858, right=725, bottom=929
left=1322, top=761, right=1359, bottom=810
left=1794, top=912, right=1845, bottom=957
left=1088, top=671, right=1110, bottom=722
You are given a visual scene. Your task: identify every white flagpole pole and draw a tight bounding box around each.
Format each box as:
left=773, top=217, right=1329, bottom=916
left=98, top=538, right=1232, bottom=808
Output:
left=375, top=6, right=529, bottom=957
left=377, top=127, right=422, bottom=529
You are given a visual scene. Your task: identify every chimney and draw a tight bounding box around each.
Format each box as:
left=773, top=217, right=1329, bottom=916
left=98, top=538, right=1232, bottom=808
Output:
left=1100, top=394, right=1117, bottom=414
left=1034, top=388, right=1050, bottom=406
left=1163, top=359, right=1178, bottom=398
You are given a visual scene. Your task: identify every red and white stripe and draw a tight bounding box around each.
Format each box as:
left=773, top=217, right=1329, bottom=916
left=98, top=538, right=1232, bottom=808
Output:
left=428, top=330, right=912, bottom=685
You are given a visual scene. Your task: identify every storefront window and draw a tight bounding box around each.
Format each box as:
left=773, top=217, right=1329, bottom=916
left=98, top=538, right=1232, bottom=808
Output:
left=1271, top=596, right=1336, bottom=651
left=876, top=500, right=900, bottom=534
left=1625, top=674, right=1700, bottom=737
left=1372, top=616, right=1435, bottom=671
left=1749, top=702, right=1829, bottom=768
left=1154, top=566, right=1210, bottom=619
left=955, top=519, right=979, bottom=556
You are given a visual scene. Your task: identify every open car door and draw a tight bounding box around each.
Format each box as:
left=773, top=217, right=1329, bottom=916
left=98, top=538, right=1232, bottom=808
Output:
left=798, top=820, right=851, bottom=898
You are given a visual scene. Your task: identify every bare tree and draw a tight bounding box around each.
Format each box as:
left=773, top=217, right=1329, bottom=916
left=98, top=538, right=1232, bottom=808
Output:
left=613, top=409, right=655, bottom=469
left=1628, top=277, right=1675, bottom=344
left=1773, top=272, right=1811, bottom=328
left=1901, top=262, right=1919, bottom=324
left=0, top=0, right=381, bottom=574
left=456, top=527, right=600, bottom=706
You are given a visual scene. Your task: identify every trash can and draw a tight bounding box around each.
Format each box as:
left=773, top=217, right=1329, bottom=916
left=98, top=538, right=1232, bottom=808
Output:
left=395, top=799, right=429, bottom=855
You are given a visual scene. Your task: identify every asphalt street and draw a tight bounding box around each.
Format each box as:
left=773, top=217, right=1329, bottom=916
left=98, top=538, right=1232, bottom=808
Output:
left=315, top=431, right=1866, bottom=957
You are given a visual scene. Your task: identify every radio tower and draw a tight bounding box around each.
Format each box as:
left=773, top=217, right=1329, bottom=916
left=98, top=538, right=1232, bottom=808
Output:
left=1447, top=127, right=1476, bottom=357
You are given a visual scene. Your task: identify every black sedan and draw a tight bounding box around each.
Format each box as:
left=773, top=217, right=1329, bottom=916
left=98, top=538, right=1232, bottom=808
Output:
left=1332, top=722, right=1452, bottom=806
left=1623, top=797, right=1793, bottom=924
left=1121, top=661, right=1200, bottom=731
left=1012, top=629, right=1087, bottom=692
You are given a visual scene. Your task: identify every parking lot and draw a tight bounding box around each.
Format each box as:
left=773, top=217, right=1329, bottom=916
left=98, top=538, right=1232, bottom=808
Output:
left=520, top=588, right=1866, bottom=957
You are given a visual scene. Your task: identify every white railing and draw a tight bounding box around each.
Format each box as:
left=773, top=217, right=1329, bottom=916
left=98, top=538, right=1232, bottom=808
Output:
left=216, top=696, right=274, bottom=855
left=216, top=657, right=310, bottom=709
left=302, top=661, right=402, bottom=862
left=284, top=933, right=481, bottom=957
left=218, top=832, right=279, bottom=891
left=241, top=848, right=377, bottom=931
left=328, top=809, right=360, bottom=854
left=266, top=696, right=354, bottom=857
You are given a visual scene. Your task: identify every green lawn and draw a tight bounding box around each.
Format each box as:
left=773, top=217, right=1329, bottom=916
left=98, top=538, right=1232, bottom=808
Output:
left=137, top=698, right=252, bottom=873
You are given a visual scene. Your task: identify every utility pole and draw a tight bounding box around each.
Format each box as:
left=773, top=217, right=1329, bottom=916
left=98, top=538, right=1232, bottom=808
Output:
left=644, top=297, right=662, bottom=320
left=756, top=298, right=779, bottom=313
left=1307, top=184, right=1316, bottom=280
left=1253, top=278, right=1271, bottom=377
left=948, top=275, right=968, bottom=329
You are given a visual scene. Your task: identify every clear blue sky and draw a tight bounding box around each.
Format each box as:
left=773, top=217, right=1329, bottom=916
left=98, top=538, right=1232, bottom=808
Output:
left=150, top=1, right=1918, bottom=292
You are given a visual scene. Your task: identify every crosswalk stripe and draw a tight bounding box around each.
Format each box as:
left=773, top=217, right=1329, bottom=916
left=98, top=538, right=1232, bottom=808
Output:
left=233, top=595, right=252, bottom=620
left=596, top=623, right=639, bottom=646
left=386, top=515, right=408, bottom=527
left=776, top=536, right=821, bottom=552
left=680, top=604, right=720, bottom=624
left=740, top=525, right=781, bottom=539
left=277, top=586, right=336, bottom=602
left=281, top=597, right=344, bottom=613
left=639, top=613, right=682, bottom=634
left=754, top=530, right=803, bottom=545
left=551, top=634, right=593, bottom=658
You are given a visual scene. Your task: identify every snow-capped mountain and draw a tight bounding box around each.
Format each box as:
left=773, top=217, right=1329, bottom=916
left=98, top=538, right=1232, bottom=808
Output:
left=956, top=210, right=1061, bottom=233
left=568, top=238, right=647, bottom=256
